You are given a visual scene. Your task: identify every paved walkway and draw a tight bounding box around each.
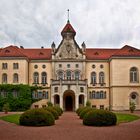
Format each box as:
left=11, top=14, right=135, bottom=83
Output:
left=0, top=111, right=140, bottom=140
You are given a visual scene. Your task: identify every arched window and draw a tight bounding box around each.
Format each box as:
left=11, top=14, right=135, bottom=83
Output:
left=91, top=72, right=96, bottom=84
left=99, top=72, right=105, bottom=84
left=41, top=72, right=47, bottom=84
left=2, top=73, right=7, bottom=84
left=33, top=72, right=39, bottom=84
left=75, top=71, right=80, bottom=80
left=130, top=67, right=139, bottom=83
left=57, top=71, right=64, bottom=80
left=13, top=73, right=18, bottom=83
left=66, top=70, right=71, bottom=80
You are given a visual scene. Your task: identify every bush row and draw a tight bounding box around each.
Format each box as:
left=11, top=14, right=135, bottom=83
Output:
left=19, top=105, right=63, bottom=126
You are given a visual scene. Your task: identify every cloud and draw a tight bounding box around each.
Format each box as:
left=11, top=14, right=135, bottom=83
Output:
left=0, top=0, right=140, bottom=49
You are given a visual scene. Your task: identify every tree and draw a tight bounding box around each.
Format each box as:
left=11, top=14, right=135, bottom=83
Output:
left=86, top=100, right=91, bottom=107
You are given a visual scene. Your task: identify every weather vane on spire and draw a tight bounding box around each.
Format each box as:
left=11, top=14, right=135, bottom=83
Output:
left=67, top=9, right=70, bottom=23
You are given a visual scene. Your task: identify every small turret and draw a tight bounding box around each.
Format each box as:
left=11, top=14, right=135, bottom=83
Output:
left=51, top=42, right=56, bottom=54
left=81, top=42, right=86, bottom=53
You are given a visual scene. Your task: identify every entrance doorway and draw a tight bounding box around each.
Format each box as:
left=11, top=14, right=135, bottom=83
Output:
left=63, top=90, right=75, bottom=111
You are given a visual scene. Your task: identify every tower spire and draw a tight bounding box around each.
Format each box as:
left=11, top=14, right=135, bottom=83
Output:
left=67, top=9, right=70, bottom=23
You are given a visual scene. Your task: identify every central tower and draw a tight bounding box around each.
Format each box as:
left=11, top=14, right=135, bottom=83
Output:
left=51, top=18, right=87, bottom=111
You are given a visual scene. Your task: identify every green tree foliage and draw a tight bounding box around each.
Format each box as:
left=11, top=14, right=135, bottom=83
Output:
left=0, top=84, right=39, bottom=111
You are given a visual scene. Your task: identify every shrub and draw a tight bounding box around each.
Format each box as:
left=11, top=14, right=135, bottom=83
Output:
left=83, top=109, right=117, bottom=126
left=77, top=107, right=88, bottom=116
left=53, top=105, right=63, bottom=116
left=47, top=101, right=53, bottom=107
left=76, top=107, right=84, bottom=114
left=79, top=107, right=93, bottom=119
left=3, top=103, right=10, bottom=114
left=129, top=102, right=136, bottom=113
left=86, top=100, right=91, bottom=107
left=19, top=108, right=55, bottom=126
left=44, top=107, right=59, bottom=120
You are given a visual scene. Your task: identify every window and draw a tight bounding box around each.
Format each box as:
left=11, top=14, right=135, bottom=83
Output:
left=75, top=64, right=79, bottom=68
left=58, top=71, right=64, bottom=80
left=130, top=67, right=139, bottom=83
left=2, top=73, right=7, bottom=83
left=54, top=87, right=58, bottom=92
left=41, top=72, right=47, bottom=84
left=1, top=90, right=8, bottom=98
left=80, top=87, right=84, bottom=92
left=67, top=64, right=70, bottom=68
left=13, top=63, right=19, bottom=69
left=12, top=90, right=18, bottom=98
left=34, top=65, right=38, bottom=69
left=2, top=63, right=8, bottom=69
left=99, top=72, right=105, bottom=85
left=33, top=72, right=39, bottom=84
left=42, top=105, right=46, bottom=108
left=59, top=64, right=62, bottom=68
left=75, top=71, right=80, bottom=80
left=90, top=91, right=106, bottom=99
left=13, top=73, right=19, bottom=83
left=42, top=65, right=46, bottom=69
left=91, top=72, right=96, bottom=85
left=100, top=105, right=104, bottom=109
left=100, top=64, right=104, bottom=68
left=34, top=105, right=39, bottom=108
left=32, top=91, right=38, bottom=99
left=66, top=71, right=71, bottom=80
left=92, top=105, right=96, bottom=109
left=92, top=65, right=95, bottom=68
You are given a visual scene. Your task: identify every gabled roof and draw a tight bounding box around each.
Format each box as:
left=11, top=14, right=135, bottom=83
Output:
left=0, top=45, right=27, bottom=57
left=112, top=45, right=140, bottom=57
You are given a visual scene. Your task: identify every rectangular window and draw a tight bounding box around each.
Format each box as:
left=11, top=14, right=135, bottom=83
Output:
left=42, top=105, right=46, bottom=108
left=100, top=105, right=104, bottom=110
left=54, top=87, right=58, bottom=92
left=34, top=105, right=39, bottom=108
left=2, top=63, right=8, bottom=69
left=80, top=87, right=84, bottom=92
left=92, top=105, right=96, bottom=109
left=75, top=64, right=79, bottom=68
left=13, top=63, right=19, bottom=69
left=67, top=64, right=70, bottom=68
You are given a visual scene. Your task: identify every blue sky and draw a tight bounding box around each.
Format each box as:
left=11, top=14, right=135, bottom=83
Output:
left=0, top=0, right=140, bottom=49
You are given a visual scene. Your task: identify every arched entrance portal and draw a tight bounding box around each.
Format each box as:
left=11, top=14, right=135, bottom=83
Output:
left=63, top=90, right=75, bottom=111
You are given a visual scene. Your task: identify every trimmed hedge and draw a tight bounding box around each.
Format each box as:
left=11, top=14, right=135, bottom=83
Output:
left=44, top=107, right=59, bottom=120
left=79, top=107, right=93, bottom=119
left=77, top=107, right=89, bottom=116
left=53, top=105, right=63, bottom=116
left=19, top=108, right=55, bottom=126
left=83, top=109, right=117, bottom=126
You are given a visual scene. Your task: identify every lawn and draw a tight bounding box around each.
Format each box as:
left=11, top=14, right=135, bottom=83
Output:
left=0, top=114, right=21, bottom=125
left=115, top=112, right=140, bottom=124
left=0, top=112, right=140, bottom=125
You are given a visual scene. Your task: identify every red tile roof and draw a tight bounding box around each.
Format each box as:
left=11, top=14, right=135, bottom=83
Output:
left=21, top=48, right=51, bottom=60
left=112, top=45, right=140, bottom=57
left=86, top=48, right=118, bottom=60
left=0, top=45, right=27, bottom=57
left=0, top=45, right=140, bottom=60
left=61, top=21, right=76, bottom=34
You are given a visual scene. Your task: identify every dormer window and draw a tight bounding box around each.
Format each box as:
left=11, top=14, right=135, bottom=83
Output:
left=94, top=52, right=99, bottom=55
left=5, top=50, right=10, bottom=53
left=39, top=52, right=44, bottom=55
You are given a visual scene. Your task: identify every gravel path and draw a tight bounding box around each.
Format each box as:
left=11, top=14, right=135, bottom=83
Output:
left=0, top=111, right=140, bottom=140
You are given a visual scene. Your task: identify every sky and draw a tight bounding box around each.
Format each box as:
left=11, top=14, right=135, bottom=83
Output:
left=0, top=0, right=140, bottom=49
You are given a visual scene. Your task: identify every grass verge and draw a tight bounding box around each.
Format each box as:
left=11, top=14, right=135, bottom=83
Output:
left=0, top=114, right=21, bottom=125
left=115, top=112, right=140, bottom=124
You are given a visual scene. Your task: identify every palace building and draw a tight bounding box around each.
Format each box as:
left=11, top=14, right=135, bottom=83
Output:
left=0, top=20, right=140, bottom=111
